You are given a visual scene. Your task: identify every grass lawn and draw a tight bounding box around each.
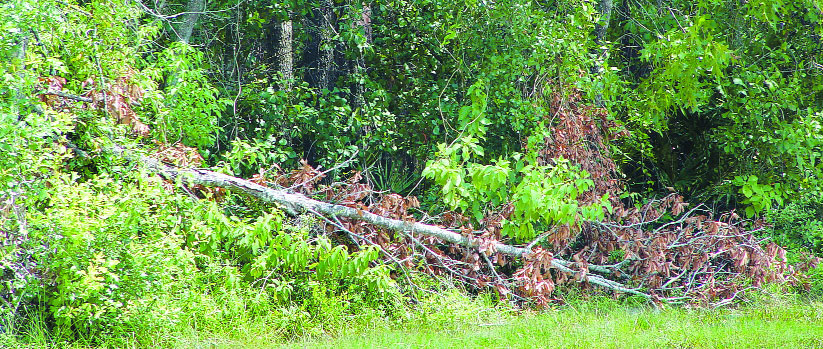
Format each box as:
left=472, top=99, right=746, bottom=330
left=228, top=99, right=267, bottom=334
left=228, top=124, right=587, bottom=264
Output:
left=285, top=302, right=823, bottom=348
left=8, top=293, right=823, bottom=348
left=163, top=294, right=823, bottom=348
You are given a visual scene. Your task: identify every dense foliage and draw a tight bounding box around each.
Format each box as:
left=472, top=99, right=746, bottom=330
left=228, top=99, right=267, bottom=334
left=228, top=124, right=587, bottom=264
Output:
left=1, top=0, right=822, bottom=344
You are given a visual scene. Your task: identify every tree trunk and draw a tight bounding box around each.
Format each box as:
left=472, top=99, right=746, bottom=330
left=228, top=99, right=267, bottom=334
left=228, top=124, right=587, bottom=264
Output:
left=10, top=34, right=28, bottom=116
left=176, top=0, right=204, bottom=44
left=593, top=0, right=613, bottom=46
left=277, top=16, right=294, bottom=90
left=590, top=0, right=613, bottom=106
left=312, top=0, right=337, bottom=91
left=351, top=2, right=371, bottom=110
left=131, top=151, right=651, bottom=299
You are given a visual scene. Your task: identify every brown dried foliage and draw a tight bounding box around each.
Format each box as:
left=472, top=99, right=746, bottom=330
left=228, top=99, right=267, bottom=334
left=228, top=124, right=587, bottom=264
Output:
left=37, top=76, right=71, bottom=111
left=152, top=141, right=204, bottom=168
left=82, top=71, right=150, bottom=136
left=138, top=82, right=815, bottom=307
left=274, top=85, right=815, bottom=307
left=37, top=72, right=150, bottom=136
left=506, top=87, right=815, bottom=306
left=268, top=163, right=493, bottom=284
left=534, top=87, right=626, bottom=205
left=151, top=142, right=226, bottom=200
left=265, top=120, right=815, bottom=306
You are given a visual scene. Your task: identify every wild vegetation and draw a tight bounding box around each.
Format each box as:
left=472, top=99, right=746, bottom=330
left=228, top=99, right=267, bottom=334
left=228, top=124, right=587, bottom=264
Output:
left=1, top=0, right=823, bottom=345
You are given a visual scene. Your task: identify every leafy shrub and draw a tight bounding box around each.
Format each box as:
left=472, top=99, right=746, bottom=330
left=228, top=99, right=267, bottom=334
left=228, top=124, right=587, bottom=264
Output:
left=27, top=175, right=203, bottom=339
left=808, top=265, right=823, bottom=297
left=734, top=175, right=788, bottom=217
left=423, top=82, right=611, bottom=241
left=154, top=42, right=225, bottom=149
left=765, top=195, right=823, bottom=256
left=185, top=201, right=398, bottom=303
left=1, top=109, right=76, bottom=330
left=15, top=169, right=399, bottom=343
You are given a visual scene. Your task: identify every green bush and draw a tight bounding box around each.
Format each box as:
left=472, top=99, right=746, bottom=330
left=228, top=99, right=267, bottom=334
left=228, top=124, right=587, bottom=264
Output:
left=27, top=175, right=204, bottom=339
left=808, top=265, right=823, bottom=297
left=765, top=195, right=823, bottom=256
left=155, top=42, right=225, bottom=149
left=11, top=168, right=399, bottom=344
left=185, top=200, right=399, bottom=305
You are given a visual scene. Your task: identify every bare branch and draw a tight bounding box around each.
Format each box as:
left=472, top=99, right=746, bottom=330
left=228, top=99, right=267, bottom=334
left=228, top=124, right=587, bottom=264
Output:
left=131, top=152, right=653, bottom=299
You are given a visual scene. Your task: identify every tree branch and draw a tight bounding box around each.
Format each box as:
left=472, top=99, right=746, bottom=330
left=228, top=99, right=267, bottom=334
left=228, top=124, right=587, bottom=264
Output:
left=135, top=153, right=652, bottom=299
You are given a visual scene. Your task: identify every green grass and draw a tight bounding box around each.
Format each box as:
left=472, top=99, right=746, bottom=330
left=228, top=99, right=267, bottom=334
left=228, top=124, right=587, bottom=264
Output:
left=163, top=292, right=823, bottom=349
left=287, top=304, right=823, bottom=348
left=280, top=297, right=823, bottom=349
left=5, top=291, right=823, bottom=348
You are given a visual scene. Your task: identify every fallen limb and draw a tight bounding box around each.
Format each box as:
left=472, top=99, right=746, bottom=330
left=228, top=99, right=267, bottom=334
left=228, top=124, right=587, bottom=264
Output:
left=41, top=90, right=93, bottom=103
left=138, top=154, right=652, bottom=299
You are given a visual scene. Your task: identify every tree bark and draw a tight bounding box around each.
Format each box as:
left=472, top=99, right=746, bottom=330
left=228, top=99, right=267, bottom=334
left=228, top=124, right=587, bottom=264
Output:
left=10, top=34, right=28, bottom=116
left=351, top=2, right=371, bottom=110
left=593, top=0, right=613, bottom=46
left=133, top=153, right=651, bottom=299
left=176, top=0, right=204, bottom=44
left=277, top=16, right=294, bottom=90
left=310, top=0, right=337, bottom=91
left=590, top=0, right=613, bottom=106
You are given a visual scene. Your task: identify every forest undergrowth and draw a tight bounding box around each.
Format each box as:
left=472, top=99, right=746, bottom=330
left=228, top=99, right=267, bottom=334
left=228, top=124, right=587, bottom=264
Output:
left=2, top=0, right=823, bottom=346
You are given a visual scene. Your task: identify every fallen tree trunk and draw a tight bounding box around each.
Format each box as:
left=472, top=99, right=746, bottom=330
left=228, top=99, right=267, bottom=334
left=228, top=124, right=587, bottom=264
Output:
left=139, top=155, right=652, bottom=299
